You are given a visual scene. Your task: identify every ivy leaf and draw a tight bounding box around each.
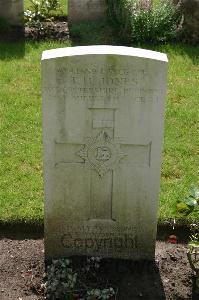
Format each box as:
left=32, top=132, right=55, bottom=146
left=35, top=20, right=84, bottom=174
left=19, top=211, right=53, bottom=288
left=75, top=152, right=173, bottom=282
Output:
left=176, top=202, right=192, bottom=215
left=189, top=241, right=199, bottom=247
left=190, top=186, right=199, bottom=200
left=184, top=196, right=198, bottom=207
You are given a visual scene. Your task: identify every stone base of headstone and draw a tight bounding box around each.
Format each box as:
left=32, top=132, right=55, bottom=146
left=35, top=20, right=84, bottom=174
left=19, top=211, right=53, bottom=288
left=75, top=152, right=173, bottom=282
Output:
left=68, top=0, right=107, bottom=24
left=0, top=0, right=23, bottom=26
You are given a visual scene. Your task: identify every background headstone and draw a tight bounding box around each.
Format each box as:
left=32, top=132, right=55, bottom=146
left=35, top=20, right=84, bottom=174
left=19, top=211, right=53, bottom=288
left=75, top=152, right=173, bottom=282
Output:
left=0, top=0, right=23, bottom=26
left=173, top=0, right=199, bottom=42
left=42, top=46, right=168, bottom=260
left=180, top=0, right=199, bottom=42
left=68, top=0, right=107, bottom=23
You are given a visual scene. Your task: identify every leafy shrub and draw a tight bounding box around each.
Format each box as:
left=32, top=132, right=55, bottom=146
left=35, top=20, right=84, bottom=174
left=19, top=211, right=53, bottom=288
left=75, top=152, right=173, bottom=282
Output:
left=24, top=0, right=61, bottom=31
left=107, top=0, right=182, bottom=44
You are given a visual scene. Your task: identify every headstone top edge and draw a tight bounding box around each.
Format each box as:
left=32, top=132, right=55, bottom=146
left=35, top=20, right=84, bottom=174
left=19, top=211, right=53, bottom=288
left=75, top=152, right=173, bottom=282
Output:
left=42, top=45, right=168, bottom=63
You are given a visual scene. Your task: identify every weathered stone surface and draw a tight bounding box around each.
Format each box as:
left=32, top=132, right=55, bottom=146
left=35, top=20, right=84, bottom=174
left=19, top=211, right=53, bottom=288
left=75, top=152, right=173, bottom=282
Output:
left=174, top=0, right=199, bottom=42
left=42, top=46, right=168, bottom=260
left=0, top=0, right=23, bottom=25
left=68, top=0, right=107, bottom=23
left=181, top=0, right=199, bottom=42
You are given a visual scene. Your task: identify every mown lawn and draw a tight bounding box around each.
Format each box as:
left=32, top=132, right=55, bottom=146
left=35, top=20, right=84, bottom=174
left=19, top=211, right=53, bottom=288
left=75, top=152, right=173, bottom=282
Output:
left=0, top=24, right=198, bottom=224
left=157, top=44, right=199, bottom=222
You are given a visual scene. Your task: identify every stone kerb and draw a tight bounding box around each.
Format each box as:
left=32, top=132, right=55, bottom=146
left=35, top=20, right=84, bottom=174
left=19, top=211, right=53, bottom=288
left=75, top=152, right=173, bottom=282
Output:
left=68, top=0, right=107, bottom=23
left=42, top=45, right=168, bottom=260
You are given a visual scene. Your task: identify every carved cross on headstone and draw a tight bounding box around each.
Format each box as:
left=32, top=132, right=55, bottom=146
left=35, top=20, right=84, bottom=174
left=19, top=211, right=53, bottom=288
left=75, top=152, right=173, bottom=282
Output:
left=55, top=130, right=151, bottom=221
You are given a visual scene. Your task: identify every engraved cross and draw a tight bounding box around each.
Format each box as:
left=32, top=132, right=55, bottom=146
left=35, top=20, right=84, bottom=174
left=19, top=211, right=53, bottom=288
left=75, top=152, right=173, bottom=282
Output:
left=54, top=131, right=151, bottom=222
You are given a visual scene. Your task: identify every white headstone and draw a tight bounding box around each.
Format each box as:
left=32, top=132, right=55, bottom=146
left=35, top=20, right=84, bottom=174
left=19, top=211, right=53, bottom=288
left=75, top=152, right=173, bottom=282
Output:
left=0, top=0, right=23, bottom=25
left=42, top=46, right=168, bottom=260
left=68, top=0, right=107, bottom=23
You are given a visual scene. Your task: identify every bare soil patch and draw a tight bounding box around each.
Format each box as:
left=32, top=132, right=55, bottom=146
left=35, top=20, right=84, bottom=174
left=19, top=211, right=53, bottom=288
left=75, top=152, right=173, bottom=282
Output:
left=0, top=239, right=197, bottom=299
left=25, top=20, right=69, bottom=41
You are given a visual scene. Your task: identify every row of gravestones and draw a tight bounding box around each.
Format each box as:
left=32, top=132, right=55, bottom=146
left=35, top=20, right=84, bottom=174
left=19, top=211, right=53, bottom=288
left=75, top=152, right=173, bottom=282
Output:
left=1, top=0, right=199, bottom=42
left=0, top=0, right=106, bottom=25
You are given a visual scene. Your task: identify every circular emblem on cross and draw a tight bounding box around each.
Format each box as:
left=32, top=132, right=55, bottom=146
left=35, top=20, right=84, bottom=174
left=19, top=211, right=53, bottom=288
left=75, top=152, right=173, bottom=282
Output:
left=96, top=146, right=111, bottom=161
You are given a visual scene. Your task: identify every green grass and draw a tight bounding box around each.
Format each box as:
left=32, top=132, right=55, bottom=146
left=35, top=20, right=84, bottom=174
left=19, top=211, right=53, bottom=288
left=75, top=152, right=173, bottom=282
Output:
left=153, top=0, right=160, bottom=5
left=157, top=44, right=199, bottom=222
left=0, top=41, right=71, bottom=223
left=0, top=25, right=198, bottom=224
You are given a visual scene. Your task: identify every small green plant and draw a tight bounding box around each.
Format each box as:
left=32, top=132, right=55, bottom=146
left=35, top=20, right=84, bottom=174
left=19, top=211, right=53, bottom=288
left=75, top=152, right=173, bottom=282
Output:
left=24, top=0, right=61, bottom=31
left=187, top=224, right=199, bottom=292
left=45, top=259, right=77, bottom=299
left=86, top=288, right=115, bottom=300
left=176, top=186, right=199, bottom=215
left=44, top=257, right=116, bottom=299
left=176, top=186, right=199, bottom=292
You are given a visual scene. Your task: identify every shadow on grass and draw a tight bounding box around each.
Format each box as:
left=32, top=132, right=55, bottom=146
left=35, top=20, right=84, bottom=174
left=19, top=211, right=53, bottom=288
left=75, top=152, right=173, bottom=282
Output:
left=0, top=220, right=43, bottom=240
left=155, top=43, right=199, bottom=65
left=69, top=21, right=119, bottom=46
left=69, top=22, right=198, bottom=66
left=126, top=42, right=199, bottom=65
left=0, top=27, right=25, bottom=60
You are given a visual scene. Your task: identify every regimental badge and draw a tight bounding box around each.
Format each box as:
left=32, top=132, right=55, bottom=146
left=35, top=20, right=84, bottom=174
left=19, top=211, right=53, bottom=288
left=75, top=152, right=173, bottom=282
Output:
left=77, top=131, right=126, bottom=177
